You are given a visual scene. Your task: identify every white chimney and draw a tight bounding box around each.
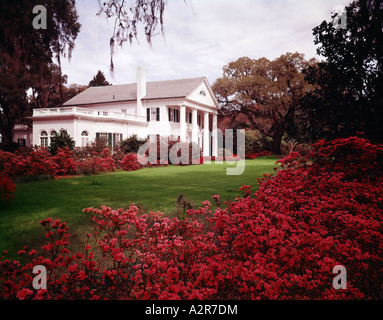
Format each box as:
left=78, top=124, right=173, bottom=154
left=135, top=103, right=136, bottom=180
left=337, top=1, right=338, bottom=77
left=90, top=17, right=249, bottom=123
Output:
left=137, top=66, right=146, bottom=116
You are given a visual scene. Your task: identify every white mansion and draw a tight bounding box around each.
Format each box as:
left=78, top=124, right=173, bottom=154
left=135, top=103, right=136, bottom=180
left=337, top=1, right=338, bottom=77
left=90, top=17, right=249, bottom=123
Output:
left=25, top=67, right=219, bottom=157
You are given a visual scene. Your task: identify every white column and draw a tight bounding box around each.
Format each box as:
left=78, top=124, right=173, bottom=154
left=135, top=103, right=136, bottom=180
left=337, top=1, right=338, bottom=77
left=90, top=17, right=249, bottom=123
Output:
left=212, top=114, right=218, bottom=157
left=136, top=66, right=146, bottom=116
left=203, top=112, right=210, bottom=157
left=180, top=105, right=186, bottom=141
left=192, top=109, right=198, bottom=144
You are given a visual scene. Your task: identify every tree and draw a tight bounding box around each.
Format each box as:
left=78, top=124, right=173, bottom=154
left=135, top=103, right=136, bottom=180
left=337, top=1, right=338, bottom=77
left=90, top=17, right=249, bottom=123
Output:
left=213, top=53, right=316, bottom=154
left=302, top=0, right=383, bottom=142
left=97, top=0, right=170, bottom=72
left=29, top=63, right=68, bottom=110
left=88, top=70, right=111, bottom=87
left=61, top=84, right=88, bottom=102
left=0, top=0, right=81, bottom=146
left=0, top=1, right=179, bottom=147
left=49, top=129, right=75, bottom=155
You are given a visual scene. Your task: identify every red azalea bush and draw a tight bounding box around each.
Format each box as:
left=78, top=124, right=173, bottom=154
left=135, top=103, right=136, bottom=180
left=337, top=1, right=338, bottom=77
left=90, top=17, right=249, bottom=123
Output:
left=75, top=148, right=116, bottom=175
left=0, top=136, right=382, bottom=300
left=0, top=174, right=15, bottom=201
left=21, top=148, right=58, bottom=176
left=52, top=148, right=78, bottom=176
left=120, top=153, right=141, bottom=171
left=0, top=148, right=57, bottom=177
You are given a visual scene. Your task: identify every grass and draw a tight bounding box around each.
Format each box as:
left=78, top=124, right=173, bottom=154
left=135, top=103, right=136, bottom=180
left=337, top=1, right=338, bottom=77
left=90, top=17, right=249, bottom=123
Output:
left=0, top=157, right=277, bottom=259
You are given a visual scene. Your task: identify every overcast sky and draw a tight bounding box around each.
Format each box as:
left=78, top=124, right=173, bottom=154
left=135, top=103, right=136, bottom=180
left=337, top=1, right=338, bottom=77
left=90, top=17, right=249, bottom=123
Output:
left=60, top=0, right=352, bottom=86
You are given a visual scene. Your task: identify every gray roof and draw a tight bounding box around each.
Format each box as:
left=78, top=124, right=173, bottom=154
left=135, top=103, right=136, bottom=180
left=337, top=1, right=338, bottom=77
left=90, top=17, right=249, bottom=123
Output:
left=63, top=77, right=206, bottom=106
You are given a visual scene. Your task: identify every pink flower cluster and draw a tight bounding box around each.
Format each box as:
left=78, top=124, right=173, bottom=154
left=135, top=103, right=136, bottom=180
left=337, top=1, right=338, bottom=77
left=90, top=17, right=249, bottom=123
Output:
left=0, top=136, right=382, bottom=299
left=0, top=174, right=15, bottom=201
left=76, top=148, right=116, bottom=175
left=245, top=151, right=272, bottom=159
left=119, top=153, right=141, bottom=172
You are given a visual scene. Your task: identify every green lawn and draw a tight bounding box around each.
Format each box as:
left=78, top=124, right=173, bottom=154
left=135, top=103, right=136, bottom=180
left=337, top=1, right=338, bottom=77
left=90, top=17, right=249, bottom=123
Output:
left=0, top=157, right=277, bottom=258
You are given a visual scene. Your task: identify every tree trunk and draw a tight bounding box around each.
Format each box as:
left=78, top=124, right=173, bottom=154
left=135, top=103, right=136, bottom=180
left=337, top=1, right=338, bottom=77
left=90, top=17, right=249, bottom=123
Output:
left=271, top=134, right=283, bottom=155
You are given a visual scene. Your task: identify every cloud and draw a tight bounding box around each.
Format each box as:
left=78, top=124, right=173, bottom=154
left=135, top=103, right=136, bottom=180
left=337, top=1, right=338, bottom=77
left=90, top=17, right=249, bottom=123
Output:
left=60, top=0, right=352, bottom=86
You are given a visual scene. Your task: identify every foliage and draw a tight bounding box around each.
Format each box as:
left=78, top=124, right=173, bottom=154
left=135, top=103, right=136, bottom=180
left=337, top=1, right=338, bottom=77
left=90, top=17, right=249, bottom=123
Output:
left=49, top=129, right=75, bottom=155
left=0, top=148, right=58, bottom=177
left=0, top=0, right=81, bottom=145
left=0, top=137, right=381, bottom=299
left=0, top=174, right=15, bottom=201
left=88, top=70, right=110, bottom=87
left=139, top=136, right=201, bottom=166
left=76, top=148, right=116, bottom=176
left=120, top=153, right=141, bottom=172
left=28, top=63, right=68, bottom=110
left=119, top=135, right=147, bottom=154
left=97, top=0, right=167, bottom=71
left=302, top=0, right=383, bottom=142
left=213, top=53, right=316, bottom=154
left=52, top=148, right=78, bottom=176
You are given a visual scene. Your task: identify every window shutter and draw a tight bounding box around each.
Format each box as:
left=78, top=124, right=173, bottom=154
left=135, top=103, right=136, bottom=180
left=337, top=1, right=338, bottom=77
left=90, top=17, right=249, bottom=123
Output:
left=113, top=133, right=117, bottom=148
left=108, top=133, right=113, bottom=147
left=146, top=108, right=150, bottom=122
left=168, top=108, right=171, bottom=121
left=156, top=107, right=160, bottom=121
left=96, top=132, right=100, bottom=139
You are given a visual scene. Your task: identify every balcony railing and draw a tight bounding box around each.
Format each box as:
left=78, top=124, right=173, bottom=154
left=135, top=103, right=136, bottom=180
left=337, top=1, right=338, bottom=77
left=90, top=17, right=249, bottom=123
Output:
left=32, top=107, right=146, bottom=123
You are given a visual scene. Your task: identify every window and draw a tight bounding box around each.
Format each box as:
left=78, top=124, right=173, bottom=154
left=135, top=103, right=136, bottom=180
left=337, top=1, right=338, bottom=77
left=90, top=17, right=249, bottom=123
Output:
left=146, top=108, right=160, bottom=121
left=113, top=133, right=122, bottom=147
left=18, top=139, right=26, bottom=146
left=40, top=131, right=48, bottom=147
left=81, top=131, right=89, bottom=147
left=199, top=90, right=206, bottom=96
left=188, top=112, right=192, bottom=124
left=96, top=132, right=122, bottom=148
left=99, top=133, right=108, bottom=139
left=168, top=108, right=174, bottom=121
left=50, top=131, right=57, bottom=144
left=198, top=115, right=201, bottom=127
left=167, top=108, right=181, bottom=123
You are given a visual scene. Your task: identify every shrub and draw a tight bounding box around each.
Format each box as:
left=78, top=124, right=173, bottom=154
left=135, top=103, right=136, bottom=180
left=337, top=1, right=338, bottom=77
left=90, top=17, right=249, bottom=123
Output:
left=119, top=135, right=147, bottom=154
left=0, top=174, right=15, bottom=201
left=49, top=129, right=75, bottom=155
left=52, top=148, right=78, bottom=176
left=0, top=150, right=24, bottom=177
left=1, top=148, right=58, bottom=177
left=76, top=148, right=115, bottom=175
left=22, top=148, right=58, bottom=176
left=120, top=153, right=141, bottom=171
left=100, top=148, right=116, bottom=172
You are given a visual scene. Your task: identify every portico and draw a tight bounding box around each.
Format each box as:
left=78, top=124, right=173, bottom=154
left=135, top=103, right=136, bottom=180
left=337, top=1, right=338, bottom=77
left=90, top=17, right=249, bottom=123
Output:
left=177, top=105, right=218, bottom=157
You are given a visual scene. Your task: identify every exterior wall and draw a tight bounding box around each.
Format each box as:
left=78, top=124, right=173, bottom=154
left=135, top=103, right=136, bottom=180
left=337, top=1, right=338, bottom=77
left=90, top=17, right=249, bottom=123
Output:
left=13, top=125, right=33, bottom=147
left=32, top=117, right=148, bottom=147
left=186, top=81, right=217, bottom=110
left=33, top=119, right=75, bottom=147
